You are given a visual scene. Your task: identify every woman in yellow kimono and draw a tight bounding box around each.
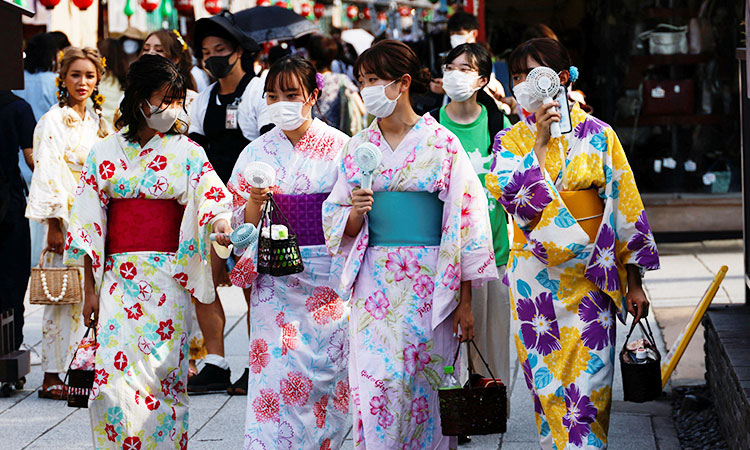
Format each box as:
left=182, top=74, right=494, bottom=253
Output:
left=486, top=38, right=659, bottom=449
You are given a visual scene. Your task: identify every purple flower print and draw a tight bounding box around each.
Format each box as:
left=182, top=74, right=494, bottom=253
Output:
left=586, top=224, right=620, bottom=292
left=562, top=384, right=597, bottom=446
left=411, top=396, right=429, bottom=424
left=403, top=343, right=431, bottom=375
left=364, top=290, right=390, bottom=320
left=500, top=168, right=553, bottom=222
left=491, top=127, right=511, bottom=155
left=578, top=291, right=616, bottom=350
left=529, top=240, right=549, bottom=265
left=627, top=211, right=660, bottom=270
left=516, top=293, right=561, bottom=356
left=525, top=113, right=537, bottom=125
left=521, top=358, right=543, bottom=414
left=385, top=249, right=420, bottom=282
left=377, top=409, right=394, bottom=428
left=573, top=115, right=607, bottom=140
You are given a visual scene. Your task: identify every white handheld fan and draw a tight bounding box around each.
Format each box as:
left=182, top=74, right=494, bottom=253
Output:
left=527, top=66, right=562, bottom=138
left=244, top=161, right=276, bottom=189
left=354, top=143, right=382, bottom=190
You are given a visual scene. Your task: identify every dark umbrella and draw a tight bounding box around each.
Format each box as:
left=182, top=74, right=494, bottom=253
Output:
left=234, top=6, right=318, bottom=43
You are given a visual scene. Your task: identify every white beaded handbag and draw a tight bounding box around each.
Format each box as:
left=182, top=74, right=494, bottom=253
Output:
left=29, top=248, right=82, bottom=305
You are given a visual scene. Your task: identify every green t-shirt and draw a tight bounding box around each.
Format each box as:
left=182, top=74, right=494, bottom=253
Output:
left=439, top=104, right=510, bottom=265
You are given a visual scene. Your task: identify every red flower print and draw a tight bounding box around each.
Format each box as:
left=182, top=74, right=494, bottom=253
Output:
left=320, top=439, right=331, bottom=450
left=104, top=257, right=114, bottom=273
left=91, top=252, right=101, bottom=270
left=314, top=395, right=328, bottom=428
left=109, top=282, right=118, bottom=296
left=105, top=424, right=118, bottom=442
left=149, top=176, right=168, bottom=196
left=305, top=286, right=344, bottom=325
left=119, top=262, right=137, bottom=280
left=173, top=272, right=188, bottom=287
left=125, top=303, right=143, bottom=320
left=333, top=380, right=350, bottom=414
left=138, top=147, right=153, bottom=157
left=229, top=256, right=258, bottom=289
left=94, top=368, right=109, bottom=386
left=249, top=339, right=271, bottom=374
left=281, top=371, right=313, bottom=407
left=461, top=193, right=476, bottom=229
left=144, top=394, right=160, bottom=411
left=137, top=281, right=152, bottom=302
left=123, top=436, right=141, bottom=450
left=205, top=186, right=226, bottom=202
left=158, top=294, right=166, bottom=306
left=98, top=161, right=116, bottom=180
left=179, top=433, right=188, bottom=450
left=118, top=159, right=127, bottom=170
left=94, top=223, right=102, bottom=236
left=199, top=212, right=215, bottom=227
left=147, top=155, right=167, bottom=172
left=156, top=319, right=174, bottom=341
left=252, top=388, right=280, bottom=423
left=114, top=351, right=128, bottom=371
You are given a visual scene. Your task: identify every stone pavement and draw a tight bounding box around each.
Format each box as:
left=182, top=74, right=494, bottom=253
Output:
left=2, top=239, right=741, bottom=449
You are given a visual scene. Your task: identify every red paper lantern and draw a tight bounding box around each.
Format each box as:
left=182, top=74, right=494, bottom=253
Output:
left=313, top=2, right=324, bottom=18
left=274, top=1, right=287, bottom=7
left=299, top=3, right=311, bottom=16
left=175, top=0, right=192, bottom=13
left=363, top=7, right=371, bottom=20
left=398, top=6, right=410, bottom=17
left=377, top=11, right=387, bottom=22
left=204, top=0, right=221, bottom=14
left=257, top=0, right=270, bottom=5
left=140, top=0, right=159, bottom=12
left=346, top=5, right=358, bottom=20
left=39, top=0, right=61, bottom=9
left=421, top=9, right=430, bottom=18
left=72, top=0, right=94, bottom=10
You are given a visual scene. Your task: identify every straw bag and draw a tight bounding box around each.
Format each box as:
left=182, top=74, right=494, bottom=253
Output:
left=438, top=340, right=507, bottom=436
left=620, top=319, right=662, bottom=403
left=257, top=193, right=304, bottom=277
left=29, top=249, right=82, bottom=305
left=64, top=325, right=97, bottom=408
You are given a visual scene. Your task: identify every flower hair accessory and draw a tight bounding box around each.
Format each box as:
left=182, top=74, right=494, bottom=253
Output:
left=569, top=65, right=579, bottom=83
left=315, top=72, right=324, bottom=91
left=101, top=56, right=107, bottom=69
left=173, top=29, right=188, bottom=52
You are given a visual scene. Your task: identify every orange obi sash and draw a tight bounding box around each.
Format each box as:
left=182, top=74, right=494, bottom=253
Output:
left=106, top=199, right=185, bottom=255
left=513, top=189, right=604, bottom=245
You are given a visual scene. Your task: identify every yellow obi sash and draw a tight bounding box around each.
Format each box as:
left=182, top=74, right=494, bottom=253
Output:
left=513, top=189, right=604, bottom=245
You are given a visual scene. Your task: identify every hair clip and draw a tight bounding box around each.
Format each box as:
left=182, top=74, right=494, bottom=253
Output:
left=569, top=65, right=579, bottom=83
left=173, top=29, right=188, bottom=52
left=101, top=56, right=107, bottom=69
left=315, top=72, right=324, bottom=91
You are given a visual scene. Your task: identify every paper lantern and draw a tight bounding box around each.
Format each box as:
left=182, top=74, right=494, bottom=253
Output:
left=313, top=2, right=324, bottom=18
left=299, top=3, right=311, bottom=16
left=274, top=1, right=287, bottom=7
left=363, top=7, right=371, bottom=20
left=346, top=5, right=358, bottom=20
left=72, top=0, right=94, bottom=10
left=140, top=0, right=159, bottom=12
left=124, top=0, right=135, bottom=16
left=204, top=0, right=221, bottom=14
left=159, top=0, right=173, bottom=18
left=38, top=0, right=61, bottom=9
left=175, top=0, right=192, bottom=13
left=377, top=11, right=387, bottom=23
left=257, top=0, right=270, bottom=5
left=398, top=6, right=410, bottom=17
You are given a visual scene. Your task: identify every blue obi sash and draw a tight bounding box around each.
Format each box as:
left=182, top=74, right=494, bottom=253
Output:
left=368, top=191, right=443, bottom=247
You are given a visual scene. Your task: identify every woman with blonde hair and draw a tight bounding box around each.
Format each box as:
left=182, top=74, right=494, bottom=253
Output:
left=25, top=46, right=109, bottom=400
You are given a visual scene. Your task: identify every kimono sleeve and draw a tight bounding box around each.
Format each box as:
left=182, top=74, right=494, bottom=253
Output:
left=225, top=143, right=260, bottom=288
left=64, top=147, right=107, bottom=288
left=486, top=125, right=589, bottom=266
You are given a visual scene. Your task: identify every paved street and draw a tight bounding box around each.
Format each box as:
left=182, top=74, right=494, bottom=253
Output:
left=2, top=239, right=741, bottom=449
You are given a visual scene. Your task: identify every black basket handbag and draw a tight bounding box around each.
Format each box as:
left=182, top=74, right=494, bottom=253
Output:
left=620, top=318, right=662, bottom=403
left=438, top=340, right=507, bottom=436
left=64, top=326, right=97, bottom=408
left=257, top=193, right=304, bottom=277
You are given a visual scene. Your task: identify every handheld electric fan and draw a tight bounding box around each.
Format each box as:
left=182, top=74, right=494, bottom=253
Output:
left=354, top=143, right=382, bottom=190
left=527, top=66, right=562, bottom=138
left=210, top=223, right=259, bottom=256
left=244, top=161, right=277, bottom=189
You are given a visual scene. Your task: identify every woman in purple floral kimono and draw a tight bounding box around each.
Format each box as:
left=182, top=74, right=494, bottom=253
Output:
left=486, top=38, right=659, bottom=450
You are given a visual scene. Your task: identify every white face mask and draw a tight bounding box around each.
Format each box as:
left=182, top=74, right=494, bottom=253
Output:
left=361, top=79, right=401, bottom=118
left=450, top=33, right=470, bottom=48
left=267, top=99, right=310, bottom=131
left=512, top=81, right=543, bottom=113
left=142, top=101, right=180, bottom=133
left=443, top=70, right=480, bottom=102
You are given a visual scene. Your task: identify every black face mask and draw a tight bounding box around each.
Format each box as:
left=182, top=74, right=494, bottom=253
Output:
left=205, top=53, right=238, bottom=79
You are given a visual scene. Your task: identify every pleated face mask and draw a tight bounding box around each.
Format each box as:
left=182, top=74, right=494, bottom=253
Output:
left=361, top=79, right=401, bottom=118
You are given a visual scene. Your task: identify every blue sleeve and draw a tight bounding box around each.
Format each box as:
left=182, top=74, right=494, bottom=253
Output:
left=16, top=100, right=36, bottom=149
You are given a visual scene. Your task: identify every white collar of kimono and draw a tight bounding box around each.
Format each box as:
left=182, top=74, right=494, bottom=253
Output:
left=61, top=104, right=96, bottom=126
left=116, top=126, right=167, bottom=161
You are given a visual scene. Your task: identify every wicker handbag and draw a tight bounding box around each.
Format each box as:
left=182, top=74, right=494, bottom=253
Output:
left=438, top=340, right=507, bottom=436
left=257, top=193, right=304, bottom=277
left=620, top=318, right=662, bottom=403
left=29, top=249, right=82, bottom=305
left=64, top=325, right=97, bottom=408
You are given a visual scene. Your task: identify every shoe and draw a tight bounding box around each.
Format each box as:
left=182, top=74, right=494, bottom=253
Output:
left=227, top=368, right=249, bottom=396
left=458, top=435, right=471, bottom=445
left=187, top=363, right=231, bottom=394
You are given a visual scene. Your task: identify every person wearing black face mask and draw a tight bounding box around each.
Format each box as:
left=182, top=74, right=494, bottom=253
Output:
left=187, top=13, right=269, bottom=396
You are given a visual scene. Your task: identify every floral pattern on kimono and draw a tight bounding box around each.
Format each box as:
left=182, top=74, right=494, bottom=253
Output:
left=485, top=104, right=659, bottom=450
left=64, top=129, right=231, bottom=450
left=226, top=119, right=352, bottom=450
left=322, top=114, right=497, bottom=449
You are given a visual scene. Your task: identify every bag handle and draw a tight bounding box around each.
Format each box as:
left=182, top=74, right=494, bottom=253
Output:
left=38, top=247, right=51, bottom=268
left=449, top=340, right=501, bottom=389
left=260, top=194, right=297, bottom=238
left=63, top=324, right=98, bottom=385
left=622, top=317, right=660, bottom=357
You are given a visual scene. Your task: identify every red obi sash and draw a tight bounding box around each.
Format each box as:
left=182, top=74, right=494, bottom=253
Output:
left=106, top=199, right=185, bottom=255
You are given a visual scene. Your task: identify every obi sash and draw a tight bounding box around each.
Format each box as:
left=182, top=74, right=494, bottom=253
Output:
left=513, top=189, right=603, bottom=245
left=273, top=193, right=328, bottom=247
left=368, top=192, right=443, bottom=247
left=106, top=199, right=185, bottom=254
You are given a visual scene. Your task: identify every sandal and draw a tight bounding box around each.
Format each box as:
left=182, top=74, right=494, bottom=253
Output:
left=38, top=384, right=67, bottom=400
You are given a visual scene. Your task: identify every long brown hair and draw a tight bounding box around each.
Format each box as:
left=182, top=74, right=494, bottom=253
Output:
left=58, top=46, right=109, bottom=138
left=354, top=40, right=431, bottom=98
left=144, top=29, right=196, bottom=91
left=508, top=38, right=572, bottom=84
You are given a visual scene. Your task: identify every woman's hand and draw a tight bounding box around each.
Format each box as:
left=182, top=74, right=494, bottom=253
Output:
left=245, top=187, right=271, bottom=226
left=46, top=218, right=65, bottom=255
left=626, top=265, right=649, bottom=322
left=212, top=219, right=233, bottom=247
left=533, top=100, right=561, bottom=166
left=249, top=187, right=271, bottom=206
left=345, top=188, right=374, bottom=237
left=453, top=281, right=475, bottom=342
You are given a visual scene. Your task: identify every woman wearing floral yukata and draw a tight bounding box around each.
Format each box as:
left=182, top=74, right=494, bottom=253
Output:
left=323, top=40, right=497, bottom=449
left=226, top=55, right=351, bottom=450
left=64, top=55, right=233, bottom=449
left=486, top=38, right=660, bottom=449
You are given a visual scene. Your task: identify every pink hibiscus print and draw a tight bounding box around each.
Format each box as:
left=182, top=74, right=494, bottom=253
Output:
left=403, top=343, right=431, bottom=375
left=369, top=394, right=387, bottom=416
left=385, top=248, right=420, bottom=282
left=442, top=263, right=461, bottom=291
left=364, top=290, right=390, bottom=320
left=413, top=275, right=435, bottom=299
left=460, top=193, right=476, bottom=229
left=411, top=396, right=429, bottom=424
